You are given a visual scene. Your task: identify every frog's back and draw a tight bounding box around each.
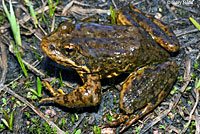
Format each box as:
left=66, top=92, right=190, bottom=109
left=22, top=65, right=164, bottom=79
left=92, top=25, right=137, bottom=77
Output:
left=66, top=23, right=170, bottom=77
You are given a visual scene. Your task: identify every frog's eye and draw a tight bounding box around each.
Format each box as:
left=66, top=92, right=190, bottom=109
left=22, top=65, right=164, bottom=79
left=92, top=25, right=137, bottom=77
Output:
left=63, top=44, right=76, bottom=56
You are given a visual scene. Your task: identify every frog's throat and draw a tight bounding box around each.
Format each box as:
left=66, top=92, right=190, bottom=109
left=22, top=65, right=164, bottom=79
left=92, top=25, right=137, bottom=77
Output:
left=53, top=53, right=90, bottom=73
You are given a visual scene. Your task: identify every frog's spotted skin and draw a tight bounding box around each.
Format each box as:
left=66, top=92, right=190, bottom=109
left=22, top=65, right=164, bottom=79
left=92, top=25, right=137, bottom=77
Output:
left=40, top=4, right=179, bottom=132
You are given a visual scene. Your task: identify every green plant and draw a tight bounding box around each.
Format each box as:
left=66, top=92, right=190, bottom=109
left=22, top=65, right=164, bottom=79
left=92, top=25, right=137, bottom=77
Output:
left=177, top=76, right=183, bottom=81
left=24, top=80, right=33, bottom=88
left=187, top=101, right=192, bottom=105
left=0, top=124, right=5, bottom=132
left=191, top=72, right=196, bottom=79
left=12, top=41, right=28, bottom=77
left=29, top=77, right=42, bottom=97
left=59, top=71, right=64, bottom=87
left=194, top=61, right=198, bottom=70
left=1, top=109, right=15, bottom=130
left=159, top=125, right=166, bottom=130
left=170, top=86, right=178, bottom=95
left=48, top=0, right=59, bottom=18
left=74, top=129, right=81, bottom=134
left=189, top=17, right=200, bottom=31
left=2, top=0, right=22, bottom=46
left=25, top=112, right=31, bottom=118
left=106, top=113, right=113, bottom=122
left=43, top=122, right=52, bottom=133
left=190, top=121, right=195, bottom=133
left=93, top=126, right=101, bottom=134
left=113, top=97, right=117, bottom=104
left=3, top=0, right=28, bottom=77
left=60, top=118, right=66, bottom=129
left=135, top=126, right=141, bottom=134
left=185, top=86, right=192, bottom=92
left=2, top=98, right=7, bottom=104
left=41, top=12, right=47, bottom=23
left=71, top=114, right=75, bottom=124
left=32, top=48, right=42, bottom=61
left=195, top=77, right=200, bottom=89
left=110, top=6, right=116, bottom=24
left=11, top=81, right=17, bottom=89
left=26, top=0, right=38, bottom=27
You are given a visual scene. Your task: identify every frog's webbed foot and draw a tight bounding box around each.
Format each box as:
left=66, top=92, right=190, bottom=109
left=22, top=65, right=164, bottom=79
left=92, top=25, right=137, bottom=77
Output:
left=102, top=96, right=167, bottom=133
left=39, top=74, right=102, bottom=108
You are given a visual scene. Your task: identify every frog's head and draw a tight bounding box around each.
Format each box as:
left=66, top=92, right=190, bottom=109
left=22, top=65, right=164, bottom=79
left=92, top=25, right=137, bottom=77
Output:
left=41, top=23, right=91, bottom=73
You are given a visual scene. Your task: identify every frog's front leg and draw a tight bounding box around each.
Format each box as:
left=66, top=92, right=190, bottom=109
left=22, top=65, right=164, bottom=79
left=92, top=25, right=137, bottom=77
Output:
left=39, top=73, right=101, bottom=108
left=102, top=61, right=178, bottom=132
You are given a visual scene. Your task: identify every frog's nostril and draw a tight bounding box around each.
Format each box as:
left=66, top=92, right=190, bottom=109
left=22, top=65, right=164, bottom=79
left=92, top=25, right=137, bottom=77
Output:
left=49, top=43, right=55, bottom=50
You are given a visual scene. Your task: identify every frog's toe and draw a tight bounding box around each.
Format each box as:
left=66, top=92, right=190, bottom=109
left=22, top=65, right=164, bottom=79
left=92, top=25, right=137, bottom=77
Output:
left=101, top=115, right=129, bottom=128
left=57, top=89, right=66, bottom=95
left=39, top=96, right=66, bottom=105
left=43, top=81, right=61, bottom=96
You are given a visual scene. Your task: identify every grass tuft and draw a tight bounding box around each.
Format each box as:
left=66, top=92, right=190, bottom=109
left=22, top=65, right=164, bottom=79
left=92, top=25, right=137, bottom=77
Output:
left=1, top=109, right=15, bottom=130
left=48, top=0, right=59, bottom=18
left=26, top=0, right=38, bottom=28
left=2, top=0, right=22, bottom=46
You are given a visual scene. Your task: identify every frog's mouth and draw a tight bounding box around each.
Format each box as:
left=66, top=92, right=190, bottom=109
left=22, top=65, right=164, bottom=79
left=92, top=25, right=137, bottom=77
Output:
left=41, top=38, right=91, bottom=73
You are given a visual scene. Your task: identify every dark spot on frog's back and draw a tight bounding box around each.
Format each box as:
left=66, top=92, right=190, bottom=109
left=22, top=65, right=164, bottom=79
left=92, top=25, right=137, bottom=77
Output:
left=64, top=95, right=69, bottom=103
left=75, top=90, right=81, bottom=97
left=89, top=96, right=94, bottom=103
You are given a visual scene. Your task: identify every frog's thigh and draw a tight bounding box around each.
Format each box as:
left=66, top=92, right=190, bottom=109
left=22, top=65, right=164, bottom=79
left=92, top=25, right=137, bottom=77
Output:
left=120, top=61, right=178, bottom=114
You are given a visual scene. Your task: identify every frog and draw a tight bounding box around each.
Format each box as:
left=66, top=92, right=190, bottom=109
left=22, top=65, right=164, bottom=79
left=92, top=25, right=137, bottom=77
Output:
left=39, top=4, right=179, bottom=132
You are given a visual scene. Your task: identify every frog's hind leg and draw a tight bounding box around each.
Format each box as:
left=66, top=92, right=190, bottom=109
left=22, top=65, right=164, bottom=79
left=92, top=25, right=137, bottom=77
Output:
left=102, top=61, right=178, bottom=132
left=119, top=88, right=172, bottom=133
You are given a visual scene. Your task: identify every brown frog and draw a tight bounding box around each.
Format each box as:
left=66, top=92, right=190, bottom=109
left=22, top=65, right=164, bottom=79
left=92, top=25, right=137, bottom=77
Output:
left=40, top=4, right=179, bottom=132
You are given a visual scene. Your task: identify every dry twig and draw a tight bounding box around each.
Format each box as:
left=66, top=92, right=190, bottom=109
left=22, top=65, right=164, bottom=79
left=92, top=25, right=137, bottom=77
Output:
left=161, top=0, right=178, bottom=20
left=61, top=0, right=90, bottom=16
left=0, top=37, right=8, bottom=84
left=179, top=84, right=200, bottom=134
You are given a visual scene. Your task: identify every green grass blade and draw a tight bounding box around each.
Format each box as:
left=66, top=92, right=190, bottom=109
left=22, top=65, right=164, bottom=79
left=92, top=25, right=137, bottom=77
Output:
left=48, top=0, right=53, bottom=17
left=27, top=0, right=38, bottom=27
left=59, top=71, right=63, bottom=87
left=30, top=88, right=39, bottom=96
left=75, top=129, right=81, bottom=134
left=110, top=6, right=116, bottom=24
left=1, top=119, right=9, bottom=129
left=2, top=110, right=10, bottom=125
left=53, top=0, right=59, bottom=14
left=2, top=0, right=11, bottom=21
left=195, top=77, right=200, bottom=89
left=9, top=110, right=14, bottom=130
left=37, top=77, right=42, bottom=97
left=12, top=41, right=28, bottom=77
left=3, top=0, right=22, bottom=46
left=189, top=17, right=200, bottom=31
left=32, top=48, right=42, bottom=61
